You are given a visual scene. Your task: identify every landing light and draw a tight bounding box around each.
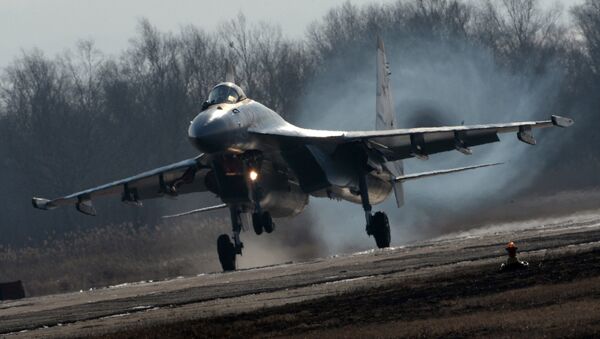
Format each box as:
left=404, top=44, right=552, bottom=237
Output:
left=249, top=170, right=259, bottom=182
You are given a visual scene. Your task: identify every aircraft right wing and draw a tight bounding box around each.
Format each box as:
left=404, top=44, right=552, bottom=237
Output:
left=340, top=115, right=574, bottom=161
left=32, top=154, right=212, bottom=216
left=250, top=115, right=574, bottom=161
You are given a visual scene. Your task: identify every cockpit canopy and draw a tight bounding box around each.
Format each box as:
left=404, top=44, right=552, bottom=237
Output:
left=205, top=82, right=246, bottom=107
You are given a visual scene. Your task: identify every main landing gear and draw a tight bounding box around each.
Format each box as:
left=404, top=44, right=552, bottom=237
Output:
left=217, top=153, right=275, bottom=271
left=216, top=209, right=275, bottom=271
left=217, top=179, right=275, bottom=271
left=217, top=234, right=236, bottom=271
left=217, top=206, right=244, bottom=271
left=359, top=172, right=391, bottom=248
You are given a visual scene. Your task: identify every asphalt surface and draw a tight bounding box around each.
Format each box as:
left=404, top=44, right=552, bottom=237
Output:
left=2, top=211, right=600, bottom=338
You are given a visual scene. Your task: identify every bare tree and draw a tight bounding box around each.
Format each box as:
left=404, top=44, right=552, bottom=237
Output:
left=474, top=0, right=565, bottom=69
left=572, top=0, right=600, bottom=74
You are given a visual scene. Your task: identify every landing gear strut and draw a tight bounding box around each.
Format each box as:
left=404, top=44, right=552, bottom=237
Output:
left=217, top=151, right=276, bottom=271
left=359, top=172, right=391, bottom=248
left=217, top=206, right=244, bottom=271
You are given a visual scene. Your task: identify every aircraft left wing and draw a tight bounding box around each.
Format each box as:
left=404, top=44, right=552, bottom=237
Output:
left=32, top=155, right=211, bottom=216
left=251, top=115, right=573, bottom=161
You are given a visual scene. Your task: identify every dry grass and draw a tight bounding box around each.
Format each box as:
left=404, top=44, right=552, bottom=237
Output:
left=0, top=216, right=228, bottom=296
left=0, top=213, right=323, bottom=297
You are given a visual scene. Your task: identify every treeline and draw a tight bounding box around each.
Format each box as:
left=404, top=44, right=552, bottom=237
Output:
left=1, top=0, right=599, bottom=246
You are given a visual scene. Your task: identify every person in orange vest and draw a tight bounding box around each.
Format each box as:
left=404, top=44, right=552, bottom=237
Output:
left=500, top=241, right=529, bottom=271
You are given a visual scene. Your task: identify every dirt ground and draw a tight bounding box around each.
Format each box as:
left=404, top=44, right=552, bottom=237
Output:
left=107, top=251, right=600, bottom=338
left=2, top=211, right=600, bottom=338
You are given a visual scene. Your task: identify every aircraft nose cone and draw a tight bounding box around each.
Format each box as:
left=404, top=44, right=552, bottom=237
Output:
left=188, top=110, right=234, bottom=153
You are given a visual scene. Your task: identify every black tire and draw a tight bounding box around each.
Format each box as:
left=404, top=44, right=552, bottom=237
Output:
left=252, top=213, right=263, bottom=235
left=217, top=234, right=236, bottom=271
left=262, top=212, right=274, bottom=233
left=372, top=211, right=391, bottom=248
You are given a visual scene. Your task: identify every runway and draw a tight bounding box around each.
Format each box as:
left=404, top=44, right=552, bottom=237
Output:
left=2, top=211, right=600, bottom=338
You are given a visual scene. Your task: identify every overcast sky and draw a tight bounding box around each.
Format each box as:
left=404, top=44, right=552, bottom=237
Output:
left=0, top=0, right=584, bottom=68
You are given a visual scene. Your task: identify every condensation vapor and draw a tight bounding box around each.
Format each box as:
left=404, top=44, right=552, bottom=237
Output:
left=292, top=36, right=566, bottom=254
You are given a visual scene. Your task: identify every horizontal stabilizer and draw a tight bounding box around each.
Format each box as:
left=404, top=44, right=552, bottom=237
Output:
left=393, top=162, right=502, bottom=183
left=162, top=203, right=228, bottom=219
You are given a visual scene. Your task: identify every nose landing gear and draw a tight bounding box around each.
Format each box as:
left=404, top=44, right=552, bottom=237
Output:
left=247, top=154, right=275, bottom=236
left=252, top=211, right=274, bottom=235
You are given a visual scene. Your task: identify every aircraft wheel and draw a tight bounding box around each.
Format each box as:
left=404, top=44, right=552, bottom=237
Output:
left=372, top=211, right=391, bottom=248
left=217, top=234, right=236, bottom=271
left=252, top=213, right=263, bottom=235
left=262, top=212, right=274, bottom=233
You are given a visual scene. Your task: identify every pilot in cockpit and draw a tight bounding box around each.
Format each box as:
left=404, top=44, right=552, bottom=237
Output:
left=202, top=82, right=246, bottom=110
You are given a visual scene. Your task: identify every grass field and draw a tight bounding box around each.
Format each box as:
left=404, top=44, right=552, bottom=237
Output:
left=0, top=217, right=226, bottom=296
left=0, top=214, right=323, bottom=297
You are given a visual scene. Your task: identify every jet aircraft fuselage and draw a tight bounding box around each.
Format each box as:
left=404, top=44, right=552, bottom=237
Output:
left=188, top=96, right=392, bottom=218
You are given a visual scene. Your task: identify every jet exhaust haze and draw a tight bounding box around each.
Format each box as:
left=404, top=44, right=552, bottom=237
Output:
left=293, top=35, right=566, bottom=254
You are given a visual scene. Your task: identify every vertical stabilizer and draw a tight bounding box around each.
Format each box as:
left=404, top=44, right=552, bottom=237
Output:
left=376, top=36, right=396, bottom=130
left=225, top=59, right=235, bottom=83
left=376, top=36, right=404, bottom=207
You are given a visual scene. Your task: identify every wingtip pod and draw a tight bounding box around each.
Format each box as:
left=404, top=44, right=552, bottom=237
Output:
left=551, top=115, right=574, bottom=128
left=32, top=197, right=54, bottom=210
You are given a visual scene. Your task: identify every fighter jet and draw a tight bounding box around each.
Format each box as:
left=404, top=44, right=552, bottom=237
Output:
left=32, top=37, right=573, bottom=271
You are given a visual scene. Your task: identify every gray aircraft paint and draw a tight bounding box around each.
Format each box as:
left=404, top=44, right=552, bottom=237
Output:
left=31, top=38, right=573, bottom=263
